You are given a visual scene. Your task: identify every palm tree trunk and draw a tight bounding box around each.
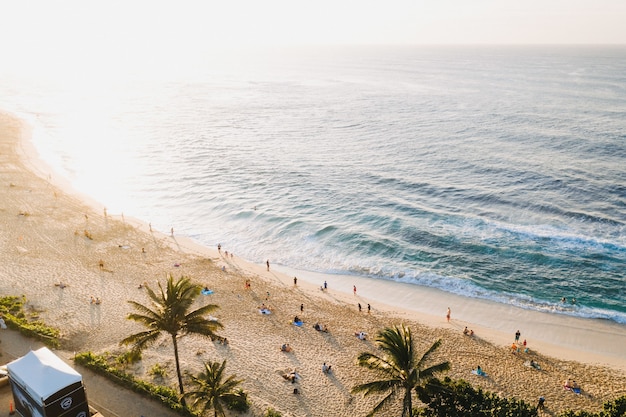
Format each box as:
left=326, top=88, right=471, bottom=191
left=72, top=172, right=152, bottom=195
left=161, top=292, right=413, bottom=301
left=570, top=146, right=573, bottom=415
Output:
left=403, top=386, right=413, bottom=417
left=172, top=334, right=187, bottom=406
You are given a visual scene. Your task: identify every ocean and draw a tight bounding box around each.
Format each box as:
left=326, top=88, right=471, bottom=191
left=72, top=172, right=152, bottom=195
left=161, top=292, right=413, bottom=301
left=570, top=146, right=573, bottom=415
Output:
left=2, top=45, right=625, bottom=324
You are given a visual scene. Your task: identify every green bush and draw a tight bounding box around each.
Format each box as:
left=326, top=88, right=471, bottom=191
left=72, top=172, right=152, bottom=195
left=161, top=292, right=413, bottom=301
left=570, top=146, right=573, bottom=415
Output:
left=74, top=351, right=196, bottom=417
left=0, top=296, right=60, bottom=347
left=416, top=377, right=538, bottom=417
left=264, top=407, right=283, bottom=417
left=149, top=363, right=168, bottom=378
left=116, top=349, right=142, bottom=365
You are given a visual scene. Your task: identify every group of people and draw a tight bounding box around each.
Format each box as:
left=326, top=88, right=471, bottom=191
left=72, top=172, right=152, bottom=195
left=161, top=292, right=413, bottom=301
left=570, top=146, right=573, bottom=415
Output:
left=564, top=379, right=581, bottom=394
left=463, top=326, right=474, bottom=336
left=357, top=303, right=371, bottom=313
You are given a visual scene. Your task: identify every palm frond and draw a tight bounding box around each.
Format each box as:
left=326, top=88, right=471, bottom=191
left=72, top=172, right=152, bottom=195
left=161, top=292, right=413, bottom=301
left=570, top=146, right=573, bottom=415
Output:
left=418, top=361, right=450, bottom=379
left=351, top=379, right=401, bottom=396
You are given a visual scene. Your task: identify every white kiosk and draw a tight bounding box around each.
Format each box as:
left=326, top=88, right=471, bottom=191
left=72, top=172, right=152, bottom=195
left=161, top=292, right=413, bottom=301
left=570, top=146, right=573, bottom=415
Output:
left=7, top=347, right=90, bottom=417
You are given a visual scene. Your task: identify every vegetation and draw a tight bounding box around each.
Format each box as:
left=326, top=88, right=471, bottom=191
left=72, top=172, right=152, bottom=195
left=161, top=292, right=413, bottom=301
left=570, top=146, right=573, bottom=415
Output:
left=120, top=275, right=223, bottom=400
left=351, top=324, right=450, bottom=417
left=415, top=376, right=538, bottom=417
left=149, top=363, right=169, bottom=378
left=74, top=351, right=195, bottom=416
left=0, top=295, right=60, bottom=347
left=264, top=408, right=283, bottom=417
left=183, top=360, right=248, bottom=417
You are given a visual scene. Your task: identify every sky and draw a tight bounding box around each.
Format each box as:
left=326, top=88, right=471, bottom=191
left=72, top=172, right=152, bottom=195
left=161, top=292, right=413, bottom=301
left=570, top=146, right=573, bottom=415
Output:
left=1, top=0, right=625, bottom=80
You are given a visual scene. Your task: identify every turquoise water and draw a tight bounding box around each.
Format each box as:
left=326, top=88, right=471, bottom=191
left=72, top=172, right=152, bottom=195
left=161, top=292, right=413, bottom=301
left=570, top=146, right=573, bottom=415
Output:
left=2, top=45, right=625, bottom=324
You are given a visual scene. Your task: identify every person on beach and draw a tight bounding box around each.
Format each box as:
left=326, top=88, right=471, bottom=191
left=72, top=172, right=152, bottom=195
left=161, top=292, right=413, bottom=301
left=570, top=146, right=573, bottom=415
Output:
left=98, top=259, right=104, bottom=270
left=324, top=280, right=327, bottom=290
left=358, top=303, right=362, bottom=312
left=218, top=243, right=221, bottom=252
left=300, top=303, right=304, bottom=312
left=367, top=303, right=371, bottom=313
left=294, top=276, right=297, bottom=285
left=266, top=259, right=270, bottom=271
left=322, top=363, right=332, bottom=374
left=171, top=227, right=174, bottom=236
left=353, top=285, right=357, bottom=295
left=446, top=307, right=451, bottom=322
left=515, top=330, right=521, bottom=342
left=537, top=396, right=545, bottom=411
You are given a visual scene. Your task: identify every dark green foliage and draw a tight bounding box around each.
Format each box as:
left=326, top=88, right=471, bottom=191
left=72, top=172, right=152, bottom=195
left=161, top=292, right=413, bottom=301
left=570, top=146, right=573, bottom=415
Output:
left=352, top=324, right=450, bottom=417
left=121, top=275, right=223, bottom=397
left=0, top=295, right=60, bottom=347
left=558, top=395, right=626, bottom=417
left=264, top=408, right=283, bottom=417
left=183, top=360, right=248, bottom=417
left=415, top=377, right=538, bottom=417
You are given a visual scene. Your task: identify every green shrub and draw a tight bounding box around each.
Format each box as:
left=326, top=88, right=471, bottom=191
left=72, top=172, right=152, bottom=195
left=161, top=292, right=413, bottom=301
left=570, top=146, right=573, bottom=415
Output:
left=0, top=296, right=60, bottom=347
left=116, top=349, right=142, bottom=365
left=149, top=363, right=168, bottom=378
left=74, top=351, right=196, bottom=417
left=264, top=407, right=283, bottom=417
left=416, top=377, right=538, bottom=417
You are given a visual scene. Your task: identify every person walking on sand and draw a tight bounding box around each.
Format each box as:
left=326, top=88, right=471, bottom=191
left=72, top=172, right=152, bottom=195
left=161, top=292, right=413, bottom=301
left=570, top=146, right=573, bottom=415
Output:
left=446, top=307, right=451, bottom=322
left=294, top=276, right=297, bottom=285
left=266, top=259, right=270, bottom=271
left=353, top=285, right=357, bottom=295
left=515, top=330, right=521, bottom=342
left=300, top=303, right=304, bottom=312
left=367, top=303, right=371, bottom=313
left=358, top=303, right=362, bottom=312
left=324, top=280, right=327, bottom=290
left=170, top=227, right=174, bottom=237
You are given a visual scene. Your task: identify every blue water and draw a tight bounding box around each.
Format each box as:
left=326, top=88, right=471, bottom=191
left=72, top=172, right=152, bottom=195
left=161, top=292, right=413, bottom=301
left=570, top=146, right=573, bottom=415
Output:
left=2, top=45, right=625, bottom=324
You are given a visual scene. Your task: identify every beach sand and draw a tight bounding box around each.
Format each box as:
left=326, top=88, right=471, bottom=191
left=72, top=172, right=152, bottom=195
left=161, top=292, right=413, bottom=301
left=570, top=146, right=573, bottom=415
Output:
left=1, top=111, right=626, bottom=417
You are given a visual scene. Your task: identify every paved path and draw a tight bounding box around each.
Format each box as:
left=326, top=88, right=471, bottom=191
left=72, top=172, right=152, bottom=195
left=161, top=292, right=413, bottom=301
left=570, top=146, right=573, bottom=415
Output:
left=0, top=330, right=180, bottom=417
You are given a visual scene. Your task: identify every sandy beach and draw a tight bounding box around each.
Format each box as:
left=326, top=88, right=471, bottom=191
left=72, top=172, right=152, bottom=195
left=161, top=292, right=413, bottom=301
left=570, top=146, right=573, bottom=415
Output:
left=1, top=110, right=626, bottom=417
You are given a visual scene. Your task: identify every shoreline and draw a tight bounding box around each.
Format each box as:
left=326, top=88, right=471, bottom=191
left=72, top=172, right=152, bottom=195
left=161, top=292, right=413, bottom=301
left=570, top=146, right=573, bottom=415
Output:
left=2, top=110, right=626, bottom=416
left=12, top=109, right=626, bottom=369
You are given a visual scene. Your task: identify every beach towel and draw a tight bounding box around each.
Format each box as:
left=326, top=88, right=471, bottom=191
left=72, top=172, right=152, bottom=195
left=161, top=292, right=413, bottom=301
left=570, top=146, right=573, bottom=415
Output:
left=293, top=321, right=304, bottom=327
left=471, top=370, right=487, bottom=377
left=259, top=309, right=271, bottom=315
left=201, top=289, right=214, bottom=295
left=572, top=387, right=581, bottom=394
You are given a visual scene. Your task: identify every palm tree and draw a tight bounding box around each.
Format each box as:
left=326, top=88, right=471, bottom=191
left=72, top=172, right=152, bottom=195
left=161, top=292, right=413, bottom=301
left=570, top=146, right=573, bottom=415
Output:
left=183, top=360, right=245, bottom=417
left=351, top=324, right=450, bottom=417
left=121, top=274, right=223, bottom=399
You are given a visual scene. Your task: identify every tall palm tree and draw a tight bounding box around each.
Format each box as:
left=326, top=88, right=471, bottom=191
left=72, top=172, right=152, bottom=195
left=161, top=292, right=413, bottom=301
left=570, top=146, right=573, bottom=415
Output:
left=351, top=324, right=450, bottom=417
left=121, top=274, right=223, bottom=399
left=183, top=360, right=244, bottom=417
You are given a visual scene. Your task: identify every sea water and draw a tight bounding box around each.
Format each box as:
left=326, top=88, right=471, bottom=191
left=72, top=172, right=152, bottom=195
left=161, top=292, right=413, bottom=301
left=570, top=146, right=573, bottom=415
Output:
left=1, top=45, right=625, bottom=324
